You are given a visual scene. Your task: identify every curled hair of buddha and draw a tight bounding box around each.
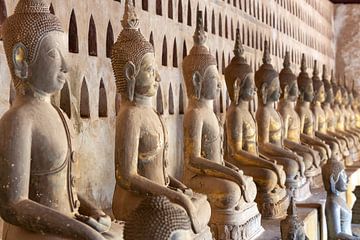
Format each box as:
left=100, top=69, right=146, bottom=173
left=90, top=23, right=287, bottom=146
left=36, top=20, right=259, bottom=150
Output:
left=279, top=51, right=296, bottom=96
left=124, top=195, right=191, bottom=240
left=224, top=28, right=252, bottom=102
left=255, top=40, right=278, bottom=91
left=312, top=60, right=323, bottom=93
left=297, top=54, right=312, bottom=92
left=322, top=158, right=345, bottom=192
left=111, top=0, right=154, bottom=97
left=2, top=0, right=63, bottom=92
left=182, top=10, right=217, bottom=98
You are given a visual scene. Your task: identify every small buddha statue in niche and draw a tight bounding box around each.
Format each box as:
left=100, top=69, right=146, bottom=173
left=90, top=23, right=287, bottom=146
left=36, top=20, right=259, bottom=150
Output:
left=255, top=41, right=309, bottom=200
left=224, top=29, right=288, bottom=219
left=295, top=56, right=331, bottom=166
left=311, top=61, right=344, bottom=162
left=183, top=12, right=262, bottom=240
left=277, top=52, right=321, bottom=182
left=111, top=2, right=211, bottom=239
left=0, top=0, right=121, bottom=239
left=323, top=159, right=360, bottom=240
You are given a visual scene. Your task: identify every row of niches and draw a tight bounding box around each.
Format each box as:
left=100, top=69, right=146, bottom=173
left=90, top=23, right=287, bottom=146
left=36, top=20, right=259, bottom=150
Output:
left=139, top=0, right=332, bottom=43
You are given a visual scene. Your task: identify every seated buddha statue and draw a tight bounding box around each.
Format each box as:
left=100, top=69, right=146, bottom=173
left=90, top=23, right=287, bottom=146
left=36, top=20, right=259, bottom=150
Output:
left=295, top=55, right=331, bottom=166
left=183, top=12, right=262, bottom=239
left=277, top=52, right=321, bottom=182
left=0, top=0, right=122, bottom=239
left=111, top=2, right=212, bottom=239
left=346, top=80, right=360, bottom=138
left=311, top=62, right=343, bottom=162
left=323, top=159, right=360, bottom=240
left=255, top=41, right=309, bottom=200
left=352, top=85, right=360, bottom=130
left=224, top=29, right=288, bottom=219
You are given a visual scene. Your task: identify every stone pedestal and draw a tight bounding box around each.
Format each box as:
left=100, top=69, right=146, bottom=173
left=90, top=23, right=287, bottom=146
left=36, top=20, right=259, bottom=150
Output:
left=209, top=202, right=264, bottom=240
left=291, top=179, right=312, bottom=202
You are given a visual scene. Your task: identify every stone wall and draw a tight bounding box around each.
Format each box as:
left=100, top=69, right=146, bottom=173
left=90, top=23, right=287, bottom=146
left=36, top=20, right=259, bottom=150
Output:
left=334, top=4, right=360, bottom=89
left=0, top=0, right=335, bottom=209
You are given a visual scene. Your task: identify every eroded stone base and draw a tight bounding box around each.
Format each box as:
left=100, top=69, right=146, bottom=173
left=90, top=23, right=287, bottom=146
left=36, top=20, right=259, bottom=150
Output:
left=209, top=203, right=264, bottom=240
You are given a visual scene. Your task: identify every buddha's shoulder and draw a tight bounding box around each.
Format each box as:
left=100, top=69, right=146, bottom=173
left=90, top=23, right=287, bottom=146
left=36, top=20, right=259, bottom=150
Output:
left=0, top=105, right=33, bottom=130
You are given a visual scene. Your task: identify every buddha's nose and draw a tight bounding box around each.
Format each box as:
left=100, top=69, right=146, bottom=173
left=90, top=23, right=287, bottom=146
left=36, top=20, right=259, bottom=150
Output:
left=155, top=71, right=161, bottom=82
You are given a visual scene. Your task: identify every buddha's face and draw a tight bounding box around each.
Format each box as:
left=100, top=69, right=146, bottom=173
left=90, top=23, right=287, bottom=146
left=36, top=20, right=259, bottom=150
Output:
left=287, top=81, right=299, bottom=102
left=334, top=89, right=342, bottom=104
left=303, top=82, right=314, bottom=102
left=325, top=86, right=334, bottom=104
left=335, top=170, right=348, bottom=192
left=342, top=90, right=349, bottom=105
left=169, top=229, right=192, bottom=240
left=202, top=65, right=220, bottom=100
left=28, top=31, right=68, bottom=94
left=267, top=77, right=281, bottom=102
left=135, top=53, right=160, bottom=97
left=315, top=85, right=326, bottom=103
left=240, top=73, right=256, bottom=101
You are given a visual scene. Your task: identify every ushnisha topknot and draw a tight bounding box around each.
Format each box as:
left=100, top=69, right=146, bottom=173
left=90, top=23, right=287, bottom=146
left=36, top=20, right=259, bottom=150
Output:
left=2, top=0, right=63, bottom=90
left=224, top=28, right=252, bottom=102
left=312, top=60, right=324, bottom=92
left=124, top=195, right=191, bottom=240
left=297, top=54, right=312, bottom=91
left=182, top=10, right=217, bottom=98
left=279, top=51, right=297, bottom=95
left=255, top=40, right=279, bottom=91
left=111, top=0, right=154, bottom=96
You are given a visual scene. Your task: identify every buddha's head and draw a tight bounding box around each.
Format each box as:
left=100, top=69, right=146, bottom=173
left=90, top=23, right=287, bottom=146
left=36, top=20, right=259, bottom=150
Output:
left=279, top=51, right=298, bottom=102
left=124, top=196, right=192, bottom=240
left=255, top=40, right=281, bottom=105
left=312, top=61, right=325, bottom=104
left=2, top=0, right=67, bottom=95
left=323, top=67, right=334, bottom=105
left=322, top=159, right=348, bottom=194
left=297, top=54, right=314, bottom=103
left=111, top=0, right=159, bottom=102
left=224, top=28, right=254, bottom=104
left=340, top=76, right=349, bottom=106
left=352, top=82, right=359, bottom=108
left=183, top=11, right=219, bottom=101
left=280, top=197, right=309, bottom=240
left=331, top=72, right=342, bottom=105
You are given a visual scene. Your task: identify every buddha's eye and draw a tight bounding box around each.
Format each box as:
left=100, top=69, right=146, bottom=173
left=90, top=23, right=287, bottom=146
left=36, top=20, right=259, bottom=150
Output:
left=48, top=49, right=59, bottom=59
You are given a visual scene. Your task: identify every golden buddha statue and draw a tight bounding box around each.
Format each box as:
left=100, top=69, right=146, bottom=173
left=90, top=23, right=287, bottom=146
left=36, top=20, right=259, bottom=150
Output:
left=352, top=84, right=360, bottom=130
left=346, top=80, right=360, bottom=137
left=255, top=41, right=310, bottom=200
left=111, top=2, right=212, bottom=239
left=295, top=55, right=331, bottom=166
left=277, top=52, right=321, bottom=183
left=224, top=29, right=288, bottom=219
left=183, top=12, right=263, bottom=239
left=0, top=0, right=121, bottom=239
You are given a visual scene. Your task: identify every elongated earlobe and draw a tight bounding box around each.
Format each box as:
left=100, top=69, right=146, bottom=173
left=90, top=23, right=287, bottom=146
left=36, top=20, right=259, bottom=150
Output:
left=261, top=84, right=267, bottom=105
left=12, top=43, right=29, bottom=80
left=233, top=77, right=241, bottom=105
left=124, top=61, right=136, bottom=101
left=284, top=85, right=289, bottom=100
left=192, top=71, right=202, bottom=100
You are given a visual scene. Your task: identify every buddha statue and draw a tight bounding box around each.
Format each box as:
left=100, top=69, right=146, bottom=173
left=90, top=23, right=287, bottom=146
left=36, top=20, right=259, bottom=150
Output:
left=277, top=52, right=321, bottom=183
left=323, top=159, right=360, bottom=239
left=183, top=12, right=262, bottom=240
left=295, top=55, right=331, bottom=166
left=111, top=2, right=212, bottom=239
left=0, top=0, right=121, bottom=239
left=311, top=61, right=344, bottom=162
left=346, top=80, right=360, bottom=137
left=352, top=84, right=360, bottom=130
left=224, top=29, right=288, bottom=219
left=255, top=41, right=309, bottom=200
left=280, top=196, right=309, bottom=240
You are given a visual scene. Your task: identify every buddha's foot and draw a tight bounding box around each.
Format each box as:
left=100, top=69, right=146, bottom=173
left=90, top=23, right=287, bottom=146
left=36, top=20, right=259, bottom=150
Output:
left=209, top=202, right=263, bottom=240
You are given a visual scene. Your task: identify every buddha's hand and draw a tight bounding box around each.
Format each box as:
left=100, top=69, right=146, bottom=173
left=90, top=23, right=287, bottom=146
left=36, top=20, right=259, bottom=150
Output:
left=174, top=192, right=202, bottom=234
left=271, top=163, right=286, bottom=188
left=75, top=212, right=111, bottom=234
left=235, top=173, right=252, bottom=203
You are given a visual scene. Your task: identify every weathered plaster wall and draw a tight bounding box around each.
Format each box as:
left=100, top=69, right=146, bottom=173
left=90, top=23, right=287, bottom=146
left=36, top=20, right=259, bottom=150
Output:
left=334, top=4, right=360, bottom=88
left=0, top=0, right=335, bottom=209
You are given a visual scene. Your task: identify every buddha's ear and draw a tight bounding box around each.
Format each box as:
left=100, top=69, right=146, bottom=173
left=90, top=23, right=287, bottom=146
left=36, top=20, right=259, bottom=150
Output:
left=192, top=71, right=202, bottom=100
left=233, top=77, right=241, bottom=105
left=12, top=43, right=29, bottom=80
left=284, top=85, right=289, bottom=100
left=261, top=83, right=267, bottom=105
left=330, top=173, right=336, bottom=193
left=124, top=61, right=136, bottom=101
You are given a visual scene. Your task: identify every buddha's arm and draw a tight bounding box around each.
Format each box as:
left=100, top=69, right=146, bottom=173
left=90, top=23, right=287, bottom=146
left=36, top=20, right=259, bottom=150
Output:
left=300, top=133, right=331, bottom=157
left=168, top=175, right=187, bottom=190
left=284, top=138, right=313, bottom=154
left=0, top=118, right=105, bottom=240
left=327, top=203, right=357, bottom=240
left=315, top=131, right=342, bottom=153
left=328, top=131, right=351, bottom=148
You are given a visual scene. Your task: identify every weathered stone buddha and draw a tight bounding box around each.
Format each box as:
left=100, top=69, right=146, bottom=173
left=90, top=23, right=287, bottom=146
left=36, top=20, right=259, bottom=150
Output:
left=352, top=84, right=360, bottom=130
left=323, top=159, right=360, bottom=239
left=0, top=0, right=121, bottom=239
left=311, top=62, right=343, bottom=162
left=295, top=56, right=331, bottom=166
left=183, top=12, right=262, bottom=240
left=224, top=29, right=288, bottom=219
left=255, top=41, right=309, bottom=200
left=111, top=2, right=211, bottom=239
left=277, top=52, right=321, bottom=182
left=346, top=80, right=360, bottom=137
left=280, top=196, right=309, bottom=240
